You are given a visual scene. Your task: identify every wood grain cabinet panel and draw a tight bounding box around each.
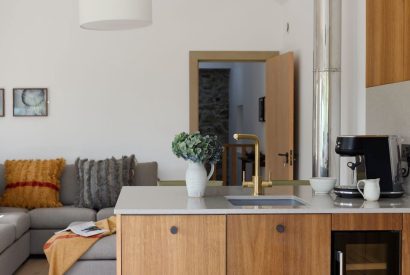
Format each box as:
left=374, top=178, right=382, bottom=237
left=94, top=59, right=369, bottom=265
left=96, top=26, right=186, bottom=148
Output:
left=404, top=0, right=410, bottom=80
left=120, top=215, right=226, bottom=275
left=227, top=214, right=331, bottom=275
left=283, top=215, right=331, bottom=275
left=227, top=215, right=284, bottom=275
left=332, top=213, right=402, bottom=231
left=402, top=214, right=410, bottom=274
left=366, top=0, right=405, bottom=87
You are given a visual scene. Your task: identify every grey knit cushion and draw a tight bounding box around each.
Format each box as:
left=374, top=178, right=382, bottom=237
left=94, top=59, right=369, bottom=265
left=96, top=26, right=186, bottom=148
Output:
left=75, top=155, right=136, bottom=210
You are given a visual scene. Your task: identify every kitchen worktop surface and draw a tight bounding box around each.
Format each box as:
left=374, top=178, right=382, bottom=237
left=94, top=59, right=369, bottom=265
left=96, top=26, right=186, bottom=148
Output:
left=114, top=185, right=410, bottom=215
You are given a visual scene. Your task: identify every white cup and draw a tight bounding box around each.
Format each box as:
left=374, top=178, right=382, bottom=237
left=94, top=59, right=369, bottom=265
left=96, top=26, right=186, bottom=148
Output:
left=357, top=178, right=380, bottom=201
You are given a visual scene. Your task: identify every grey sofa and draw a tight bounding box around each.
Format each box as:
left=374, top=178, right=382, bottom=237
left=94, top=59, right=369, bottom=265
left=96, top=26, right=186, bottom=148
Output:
left=0, top=161, right=158, bottom=275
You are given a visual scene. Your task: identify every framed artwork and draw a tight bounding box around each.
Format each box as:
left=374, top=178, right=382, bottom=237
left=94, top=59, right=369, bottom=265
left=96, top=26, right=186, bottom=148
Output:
left=0, top=89, right=4, bottom=117
left=13, top=88, right=48, bottom=117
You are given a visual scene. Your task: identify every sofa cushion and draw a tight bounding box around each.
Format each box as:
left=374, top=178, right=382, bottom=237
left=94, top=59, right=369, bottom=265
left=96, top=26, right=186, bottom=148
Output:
left=57, top=161, right=158, bottom=207
left=0, top=224, right=15, bottom=254
left=97, top=208, right=114, bottom=221
left=75, top=155, right=136, bottom=210
left=80, top=235, right=116, bottom=260
left=135, top=162, right=158, bottom=186
left=60, top=164, right=79, bottom=206
left=0, top=159, right=66, bottom=209
left=0, top=165, right=4, bottom=196
left=30, top=206, right=96, bottom=229
left=0, top=207, right=27, bottom=213
left=0, top=212, right=30, bottom=238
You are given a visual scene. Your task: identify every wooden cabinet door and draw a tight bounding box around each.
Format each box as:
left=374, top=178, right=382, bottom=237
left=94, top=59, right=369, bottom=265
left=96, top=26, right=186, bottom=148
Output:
left=402, top=214, right=410, bottom=274
left=366, top=0, right=405, bottom=87
left=283, top=215, right=331, bottom=275
left=227, top=215, right=285, bottom=275
left=121, top=215, right=226, bottom=275
left=227, top=214, right=331, bottom=275
left=404, top=0, right=410, bottom=80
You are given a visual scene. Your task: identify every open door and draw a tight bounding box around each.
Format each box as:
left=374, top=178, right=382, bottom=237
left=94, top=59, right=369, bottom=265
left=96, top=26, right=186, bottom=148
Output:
left=265, top=52, right=294, bottom=180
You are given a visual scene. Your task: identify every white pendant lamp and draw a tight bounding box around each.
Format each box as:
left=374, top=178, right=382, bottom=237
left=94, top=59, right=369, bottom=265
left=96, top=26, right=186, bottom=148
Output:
left=79, top=0, right=152, bottom=31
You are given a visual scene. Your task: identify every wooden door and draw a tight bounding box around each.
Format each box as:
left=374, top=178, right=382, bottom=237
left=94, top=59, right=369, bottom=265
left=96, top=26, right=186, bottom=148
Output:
left=121, top=215, right=226, bottom=275
left=367, top=0, right=405, bottom=87
left=265, top=52, right=294, bottom=180
left=283, top=215, right=331, bottom=275
left=227, top=215, right=285, bottom=275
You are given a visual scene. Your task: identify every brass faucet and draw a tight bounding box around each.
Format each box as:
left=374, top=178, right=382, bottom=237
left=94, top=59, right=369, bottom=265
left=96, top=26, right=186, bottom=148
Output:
left=233, top=133, right=272, bottom=196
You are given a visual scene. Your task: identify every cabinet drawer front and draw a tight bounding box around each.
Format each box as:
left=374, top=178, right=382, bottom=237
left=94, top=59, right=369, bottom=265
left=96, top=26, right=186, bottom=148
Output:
left=227, top=214, right=331, bottom=275
left=121, top=215, right=226, bottom=275
left=227, top=215, right=285, bottom=275
left=332, top=213, right=402, bottom=231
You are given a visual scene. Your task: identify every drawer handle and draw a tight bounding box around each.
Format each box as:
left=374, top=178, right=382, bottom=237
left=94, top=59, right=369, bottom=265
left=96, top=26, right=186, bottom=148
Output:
left=170, top=226, right=178, bottom=234
left=276, top=224, right=285, bottom=233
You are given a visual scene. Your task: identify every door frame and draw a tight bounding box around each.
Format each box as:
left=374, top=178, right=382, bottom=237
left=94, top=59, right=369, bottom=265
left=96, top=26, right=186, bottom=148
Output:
left=189, top=51, right=279, bottom=132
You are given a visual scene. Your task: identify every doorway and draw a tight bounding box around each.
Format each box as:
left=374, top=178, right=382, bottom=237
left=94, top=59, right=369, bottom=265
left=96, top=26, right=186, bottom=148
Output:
left=198, top=62, right=266, bottom=185
left=190, top=51, right=295, bottom=185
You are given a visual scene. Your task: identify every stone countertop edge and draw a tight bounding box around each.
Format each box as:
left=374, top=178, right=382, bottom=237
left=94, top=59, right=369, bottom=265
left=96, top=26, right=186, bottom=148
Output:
left=114, top=186, right=410, bottom=215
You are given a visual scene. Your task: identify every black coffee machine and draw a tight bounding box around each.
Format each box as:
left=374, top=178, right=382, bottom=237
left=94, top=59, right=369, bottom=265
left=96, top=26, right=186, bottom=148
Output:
left=334, top=135, right=404, bottom=198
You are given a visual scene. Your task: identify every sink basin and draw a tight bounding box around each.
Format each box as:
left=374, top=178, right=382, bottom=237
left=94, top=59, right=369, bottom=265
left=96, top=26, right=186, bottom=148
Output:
left=225, top=196, right=306, bottom=207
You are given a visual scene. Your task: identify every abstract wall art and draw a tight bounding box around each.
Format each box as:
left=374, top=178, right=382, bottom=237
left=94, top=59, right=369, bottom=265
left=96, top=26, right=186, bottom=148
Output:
left=13, top=88, right=48, bottom=117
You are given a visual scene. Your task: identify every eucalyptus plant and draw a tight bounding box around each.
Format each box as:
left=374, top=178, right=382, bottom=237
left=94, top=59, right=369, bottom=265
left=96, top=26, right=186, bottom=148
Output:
left=172, top=132, right=222, bottom=164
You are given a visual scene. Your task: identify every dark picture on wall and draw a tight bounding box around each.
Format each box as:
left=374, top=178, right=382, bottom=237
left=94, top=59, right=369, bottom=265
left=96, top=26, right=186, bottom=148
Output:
left=259, top=96, right=265, bottom=122
left=13, top=88, right=48, bottom=117
left=0, top=89, right=4, bottom=117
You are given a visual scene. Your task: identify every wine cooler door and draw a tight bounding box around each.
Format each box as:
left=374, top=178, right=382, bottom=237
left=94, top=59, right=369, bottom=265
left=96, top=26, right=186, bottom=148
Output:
left=332, top=231, right=400, bottom=275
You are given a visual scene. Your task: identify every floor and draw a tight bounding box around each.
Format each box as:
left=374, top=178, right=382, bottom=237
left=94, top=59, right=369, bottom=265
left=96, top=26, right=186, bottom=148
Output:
left=14, top=258, right=48, bottom=275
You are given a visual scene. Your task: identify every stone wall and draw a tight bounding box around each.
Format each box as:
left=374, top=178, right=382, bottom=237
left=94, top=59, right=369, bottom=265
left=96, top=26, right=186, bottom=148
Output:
left=198, top=69, right=230, bottom=146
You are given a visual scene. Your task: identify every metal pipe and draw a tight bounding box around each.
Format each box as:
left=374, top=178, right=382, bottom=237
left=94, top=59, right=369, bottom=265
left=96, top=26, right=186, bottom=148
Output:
left=313, top=0, right=341, bottom=179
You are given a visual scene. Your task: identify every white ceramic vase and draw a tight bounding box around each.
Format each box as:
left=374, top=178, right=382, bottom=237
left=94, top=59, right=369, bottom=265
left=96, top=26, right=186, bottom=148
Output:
left=185, top=161, right=215, bottom=197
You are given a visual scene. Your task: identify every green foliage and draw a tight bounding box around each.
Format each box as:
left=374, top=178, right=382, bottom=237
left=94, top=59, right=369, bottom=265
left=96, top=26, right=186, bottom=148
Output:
left=172, top=132, right=222, bottom=164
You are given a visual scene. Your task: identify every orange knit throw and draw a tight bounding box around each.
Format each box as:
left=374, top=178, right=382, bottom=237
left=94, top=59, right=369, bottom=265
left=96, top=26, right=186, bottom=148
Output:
left=44, top=216, right=116, bottom=275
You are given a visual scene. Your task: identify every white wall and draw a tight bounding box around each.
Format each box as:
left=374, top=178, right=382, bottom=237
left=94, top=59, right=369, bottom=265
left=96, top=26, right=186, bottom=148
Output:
left=0, top=0, right=284, bottom=180
left=280, top=0, right=366, bottom=180
left=367, top=81, right=410, bottom=141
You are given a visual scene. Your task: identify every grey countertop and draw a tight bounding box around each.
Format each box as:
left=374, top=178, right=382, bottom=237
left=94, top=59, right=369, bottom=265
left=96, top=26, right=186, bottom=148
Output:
left=114, top=185, right=410, bottom=215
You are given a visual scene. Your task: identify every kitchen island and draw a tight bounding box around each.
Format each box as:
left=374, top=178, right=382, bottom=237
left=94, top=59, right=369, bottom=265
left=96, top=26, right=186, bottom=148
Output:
left=115, top=186, right=410, bottom=275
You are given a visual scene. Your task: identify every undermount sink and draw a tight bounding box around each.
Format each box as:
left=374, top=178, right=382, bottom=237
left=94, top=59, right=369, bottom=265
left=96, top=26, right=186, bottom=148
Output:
left=225, top=196, right=307, bottom=207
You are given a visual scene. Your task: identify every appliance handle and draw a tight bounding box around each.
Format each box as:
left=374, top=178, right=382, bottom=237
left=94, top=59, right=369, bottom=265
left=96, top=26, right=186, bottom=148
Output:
left=336, top=250, right=344, bottom=275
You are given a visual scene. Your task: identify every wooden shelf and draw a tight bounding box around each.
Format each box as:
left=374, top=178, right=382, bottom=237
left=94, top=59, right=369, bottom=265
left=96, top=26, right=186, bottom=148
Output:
left=346, top=263, right=387, bottom=271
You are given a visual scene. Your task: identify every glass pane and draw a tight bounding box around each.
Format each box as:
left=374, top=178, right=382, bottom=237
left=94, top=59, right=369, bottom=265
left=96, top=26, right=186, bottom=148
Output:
left=346, top=243, right=388, bottom=275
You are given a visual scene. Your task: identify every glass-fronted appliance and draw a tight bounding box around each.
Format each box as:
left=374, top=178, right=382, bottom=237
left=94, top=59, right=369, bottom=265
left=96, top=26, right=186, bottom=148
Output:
left=332, top=231, right=400, bottom=275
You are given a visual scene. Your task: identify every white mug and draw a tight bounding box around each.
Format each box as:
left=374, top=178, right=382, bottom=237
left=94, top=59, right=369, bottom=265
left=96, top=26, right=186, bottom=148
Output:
left=357, top=178, right=380, bottom=201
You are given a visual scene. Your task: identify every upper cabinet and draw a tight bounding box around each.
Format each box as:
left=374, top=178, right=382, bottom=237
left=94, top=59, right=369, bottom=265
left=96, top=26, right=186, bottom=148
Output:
left=366, top=0, right=405, bottom=87
left=404, top=0, right=410, bottom=79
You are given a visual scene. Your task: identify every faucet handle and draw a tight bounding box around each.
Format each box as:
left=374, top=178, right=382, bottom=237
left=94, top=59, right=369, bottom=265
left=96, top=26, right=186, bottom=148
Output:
left=241, top=171, right=254, bottom=187
left=262, top=172, right=272, bottom=188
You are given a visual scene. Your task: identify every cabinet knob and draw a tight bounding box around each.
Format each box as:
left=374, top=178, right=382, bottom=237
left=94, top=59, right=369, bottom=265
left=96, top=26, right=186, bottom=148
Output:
left=276, top=224, right=285, bottom=233
left=170, top=226, right=178, bottom=234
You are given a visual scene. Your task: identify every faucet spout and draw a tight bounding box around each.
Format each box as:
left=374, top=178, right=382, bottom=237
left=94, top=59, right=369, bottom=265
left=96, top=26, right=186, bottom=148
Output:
left=233, top=133, right=270, bottom=196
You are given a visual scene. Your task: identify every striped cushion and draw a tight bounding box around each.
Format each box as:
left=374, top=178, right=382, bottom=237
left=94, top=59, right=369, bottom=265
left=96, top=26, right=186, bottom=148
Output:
left=0, top=159, right=65, bottom=209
